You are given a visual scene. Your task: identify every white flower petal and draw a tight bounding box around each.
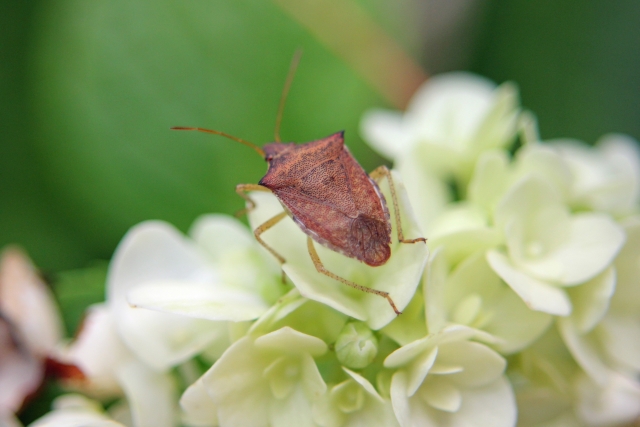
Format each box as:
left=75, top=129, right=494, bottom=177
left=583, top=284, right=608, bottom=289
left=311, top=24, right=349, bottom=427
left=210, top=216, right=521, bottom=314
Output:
left=403, top=73, right=498, bottom=149
left=190, top=214, right=256, bottom=258
left=487, top=250, right=571, bottom=316
left=127, top=281, right=268, bottom=321
left=28, top=395, right=126, bottom=427
left=567, top=267, right=616, bottom=334
left=360, top=110, right=413, bottom=160
left=108, top=221, right=222, bottom=369
left=115, top=360, right=177, bottom=427
left=180, top=378, right=218, bottom=427
left=65, top=304, right=131, bottom=397
left=190, top=214, right=282, bottom=304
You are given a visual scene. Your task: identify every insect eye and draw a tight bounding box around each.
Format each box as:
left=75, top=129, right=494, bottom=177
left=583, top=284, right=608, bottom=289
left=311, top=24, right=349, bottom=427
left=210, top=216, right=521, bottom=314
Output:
left=266, top=155, right=274, bottom=161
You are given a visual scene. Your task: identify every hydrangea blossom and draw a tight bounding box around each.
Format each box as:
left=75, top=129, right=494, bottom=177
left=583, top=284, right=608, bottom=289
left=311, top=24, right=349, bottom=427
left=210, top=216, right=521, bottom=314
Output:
left=26, top=71, right=640, bottom=427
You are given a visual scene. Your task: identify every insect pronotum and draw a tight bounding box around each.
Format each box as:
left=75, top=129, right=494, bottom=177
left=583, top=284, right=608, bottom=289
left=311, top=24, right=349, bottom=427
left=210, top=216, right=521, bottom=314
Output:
left=172, top=52, right=426, bottom=315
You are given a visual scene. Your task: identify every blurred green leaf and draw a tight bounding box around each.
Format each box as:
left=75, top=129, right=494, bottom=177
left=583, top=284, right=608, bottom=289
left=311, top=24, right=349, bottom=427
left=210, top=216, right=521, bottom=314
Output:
left=472, top=0, right=640, bottom=143
left=54, top=262, right=108, bottom=335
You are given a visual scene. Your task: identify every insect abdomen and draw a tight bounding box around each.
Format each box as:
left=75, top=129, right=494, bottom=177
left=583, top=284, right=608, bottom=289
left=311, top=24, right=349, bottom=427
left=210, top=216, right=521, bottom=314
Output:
left=349, top=214, right=391, bottom=266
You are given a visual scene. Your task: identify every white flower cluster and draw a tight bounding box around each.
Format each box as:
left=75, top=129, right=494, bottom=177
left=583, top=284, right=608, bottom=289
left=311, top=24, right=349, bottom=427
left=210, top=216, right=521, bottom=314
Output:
left=16, top=73, right=640, bottom=427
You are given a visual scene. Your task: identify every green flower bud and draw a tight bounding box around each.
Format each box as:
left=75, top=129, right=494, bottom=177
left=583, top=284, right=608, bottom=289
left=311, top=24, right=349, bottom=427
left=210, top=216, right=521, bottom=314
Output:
left=335, top=322, right=378, bottom=369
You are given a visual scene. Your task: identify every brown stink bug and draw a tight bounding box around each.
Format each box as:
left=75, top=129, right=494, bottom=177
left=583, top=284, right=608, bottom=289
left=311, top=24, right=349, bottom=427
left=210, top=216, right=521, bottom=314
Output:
left=172, top=53, right=426, bottom=315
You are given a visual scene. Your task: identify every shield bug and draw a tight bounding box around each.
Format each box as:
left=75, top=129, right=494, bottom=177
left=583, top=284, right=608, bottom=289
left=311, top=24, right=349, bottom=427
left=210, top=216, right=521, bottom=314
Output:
left=172, top=53, right=426, bottom=315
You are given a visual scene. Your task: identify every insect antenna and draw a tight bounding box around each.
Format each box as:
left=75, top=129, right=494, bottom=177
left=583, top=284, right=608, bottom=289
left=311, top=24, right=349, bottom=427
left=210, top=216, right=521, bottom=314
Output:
left=171, top=127, right=265, bottom=157
left=274, top=49, right=303, bottom=143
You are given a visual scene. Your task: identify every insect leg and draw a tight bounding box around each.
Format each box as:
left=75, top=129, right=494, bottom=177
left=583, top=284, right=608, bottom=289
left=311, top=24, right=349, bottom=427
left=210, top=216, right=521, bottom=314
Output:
left=369, top=166, right=427, bottom=245
left=235, top=183, right=271, bottom=217
left=254, top=211, right=288, bottom=265
left=306, top=236, right=401, bottom=315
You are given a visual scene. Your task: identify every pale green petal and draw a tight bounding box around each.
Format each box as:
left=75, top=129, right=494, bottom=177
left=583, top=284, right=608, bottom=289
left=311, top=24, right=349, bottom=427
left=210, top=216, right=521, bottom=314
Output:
left=318, top=372, right=400, bottom=427
left=384, top=336, right=432, bottom=368
left=515, top=144, right=572, bottom=200
left=203, top=337, right=270, bottom=427
left=418, top=376, right=461, bottom=412
left=481, top=289, right=551, bottom=354
left=115, top=360, right=177, bottom=427
left=127, top=281, right=268, bottom=321
left=472, top=82, right=520, bottom=154
left=424, top=248, right=448, bottom=335
left=429, top=203, right=489, bottom=238
left=301, top=352, right=328, bottom=398
left=395, top=147, right=451, bottom=233
left=514, top=213, right=625, bottom=286
left=446, top=376, right=516, bottom=427
left=436, top=341, right=506, bottom=387
left=574, top=372, right=640, bottom=426
left=552, top=135, right=640, bottom=214
left=611, top=216, right=640, bottom=313
left=567, top=267, right=616, bottom=334
left=389, top=371, right=418, bottom=427
left=468, top=150, right=511, bottom=214
left=445, top=252, right=551, bottom=353
left=406, top=347, right=438, bottom=397
left=180, top=378, right=218, bottom=427
left=312, top=392, right=346, bottom=427
left=487, top=250, right=571, bottom=316
left=268, top=386, right=316, bottom=427
left=343, top=368, right=384, bottom=402
left=557, top=318, right=610, bottom=385
left=391, top=373, right=516, bottom=427
left=495, top=176, right=562, bottom=228
left=254, top=327, right=327, bottom=357
left=598, top=314, right=640, bottom=373
left=382, top=289, right=427, bottom=346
